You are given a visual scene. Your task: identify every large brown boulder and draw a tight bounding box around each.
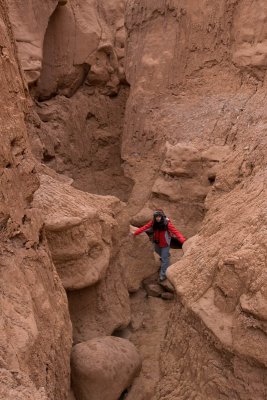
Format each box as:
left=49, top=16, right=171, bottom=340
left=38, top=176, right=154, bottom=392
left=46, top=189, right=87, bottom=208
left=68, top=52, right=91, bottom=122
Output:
left=71, top=337, right=141, bottom=400
left=33, top=174, right=121, bottom=290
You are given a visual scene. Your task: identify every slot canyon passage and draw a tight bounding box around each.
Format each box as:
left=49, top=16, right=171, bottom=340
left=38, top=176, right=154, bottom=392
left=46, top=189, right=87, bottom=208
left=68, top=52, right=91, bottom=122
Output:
left=1, top=0, right=267, bottom=399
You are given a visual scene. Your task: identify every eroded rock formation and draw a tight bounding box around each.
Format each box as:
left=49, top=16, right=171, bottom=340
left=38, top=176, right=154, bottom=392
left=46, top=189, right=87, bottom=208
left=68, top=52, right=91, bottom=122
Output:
left=1, top=2, right=142, bottom=399
left=2, top=0, right=267, bottom=399
left=33, top=173, right=133, bottom=344
left=9, top=0, right=133, bottom=201
left=8, top=0, right=126, bottom=96
left=33, top=174, right=121, bottom=290
left=123, top=1, right=267, bottom=399
left=0, top=2, right=72, bottom=399
left=27, top=87, right=132, bottom=200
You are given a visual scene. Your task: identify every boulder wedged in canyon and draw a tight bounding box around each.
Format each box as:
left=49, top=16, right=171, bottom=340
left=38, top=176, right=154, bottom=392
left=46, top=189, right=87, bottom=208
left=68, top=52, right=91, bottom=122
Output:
left=0, top=2, right=72, bottom=399
left=71, top=336, right=141, bottom=400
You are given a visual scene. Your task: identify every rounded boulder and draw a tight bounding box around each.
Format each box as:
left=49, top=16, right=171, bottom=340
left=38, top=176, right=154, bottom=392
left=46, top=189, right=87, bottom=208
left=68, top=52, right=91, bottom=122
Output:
left=71, top=336, right=141, bottom=400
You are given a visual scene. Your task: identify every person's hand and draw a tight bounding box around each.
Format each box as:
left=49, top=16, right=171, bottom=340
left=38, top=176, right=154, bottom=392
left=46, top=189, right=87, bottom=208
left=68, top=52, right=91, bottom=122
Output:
left=129, top=231, right=135, bottom=237
left=182, top=240, right=188, bottom=254
left=182, top=237, right=196, bottom=255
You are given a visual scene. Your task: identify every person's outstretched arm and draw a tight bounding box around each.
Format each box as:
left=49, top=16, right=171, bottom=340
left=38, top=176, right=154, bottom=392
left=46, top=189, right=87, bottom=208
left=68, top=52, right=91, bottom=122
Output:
left=167, top=222, right=186, bottom=243
left=133, top=220, right=153, bottom=236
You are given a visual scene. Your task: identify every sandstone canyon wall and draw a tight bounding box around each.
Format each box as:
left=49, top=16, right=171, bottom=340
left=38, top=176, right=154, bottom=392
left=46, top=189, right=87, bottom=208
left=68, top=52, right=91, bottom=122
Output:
left=9, top=0, right=133, bottom=201
left=0, top=2, right=72, bottom=399
left=123, top=1, right=267, bottom=399
left=2, top=4, right=149, bottom=400
left=2, top=0, right=267, bottom=400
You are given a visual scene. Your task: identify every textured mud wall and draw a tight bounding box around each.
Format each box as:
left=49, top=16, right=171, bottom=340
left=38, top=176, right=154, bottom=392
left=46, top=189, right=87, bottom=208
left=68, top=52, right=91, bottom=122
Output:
left=124, top=1, right=267, bottom=399
left=0, top=2, right=72, bottom=399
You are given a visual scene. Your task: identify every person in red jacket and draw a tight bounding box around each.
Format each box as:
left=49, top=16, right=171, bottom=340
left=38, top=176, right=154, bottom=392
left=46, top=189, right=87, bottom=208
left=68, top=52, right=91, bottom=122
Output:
left=132, top=209, right=186, bottom=281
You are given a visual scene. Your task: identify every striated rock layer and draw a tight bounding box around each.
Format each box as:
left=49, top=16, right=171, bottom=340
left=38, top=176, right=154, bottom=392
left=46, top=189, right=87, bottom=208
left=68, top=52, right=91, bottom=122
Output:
left=123, top=1, right=267, bottom=399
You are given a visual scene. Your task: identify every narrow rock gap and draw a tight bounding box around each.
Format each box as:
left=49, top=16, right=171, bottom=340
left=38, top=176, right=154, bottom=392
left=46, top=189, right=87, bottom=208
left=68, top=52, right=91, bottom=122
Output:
left=25, top=3, right=216, bottom=398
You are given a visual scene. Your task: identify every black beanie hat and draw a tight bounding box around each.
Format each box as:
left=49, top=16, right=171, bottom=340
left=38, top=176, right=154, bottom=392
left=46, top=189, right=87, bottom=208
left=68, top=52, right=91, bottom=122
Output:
left=153, top=209, right=164, bottom=217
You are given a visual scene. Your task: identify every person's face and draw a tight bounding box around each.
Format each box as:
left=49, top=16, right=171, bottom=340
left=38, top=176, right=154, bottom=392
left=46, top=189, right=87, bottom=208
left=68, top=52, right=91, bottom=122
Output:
left=155, top=215, right=162, bottom=222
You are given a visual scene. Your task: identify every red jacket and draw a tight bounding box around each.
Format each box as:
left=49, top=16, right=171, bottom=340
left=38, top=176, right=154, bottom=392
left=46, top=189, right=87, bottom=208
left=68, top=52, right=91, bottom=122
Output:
left=134, top=219, right=186, bottom=248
